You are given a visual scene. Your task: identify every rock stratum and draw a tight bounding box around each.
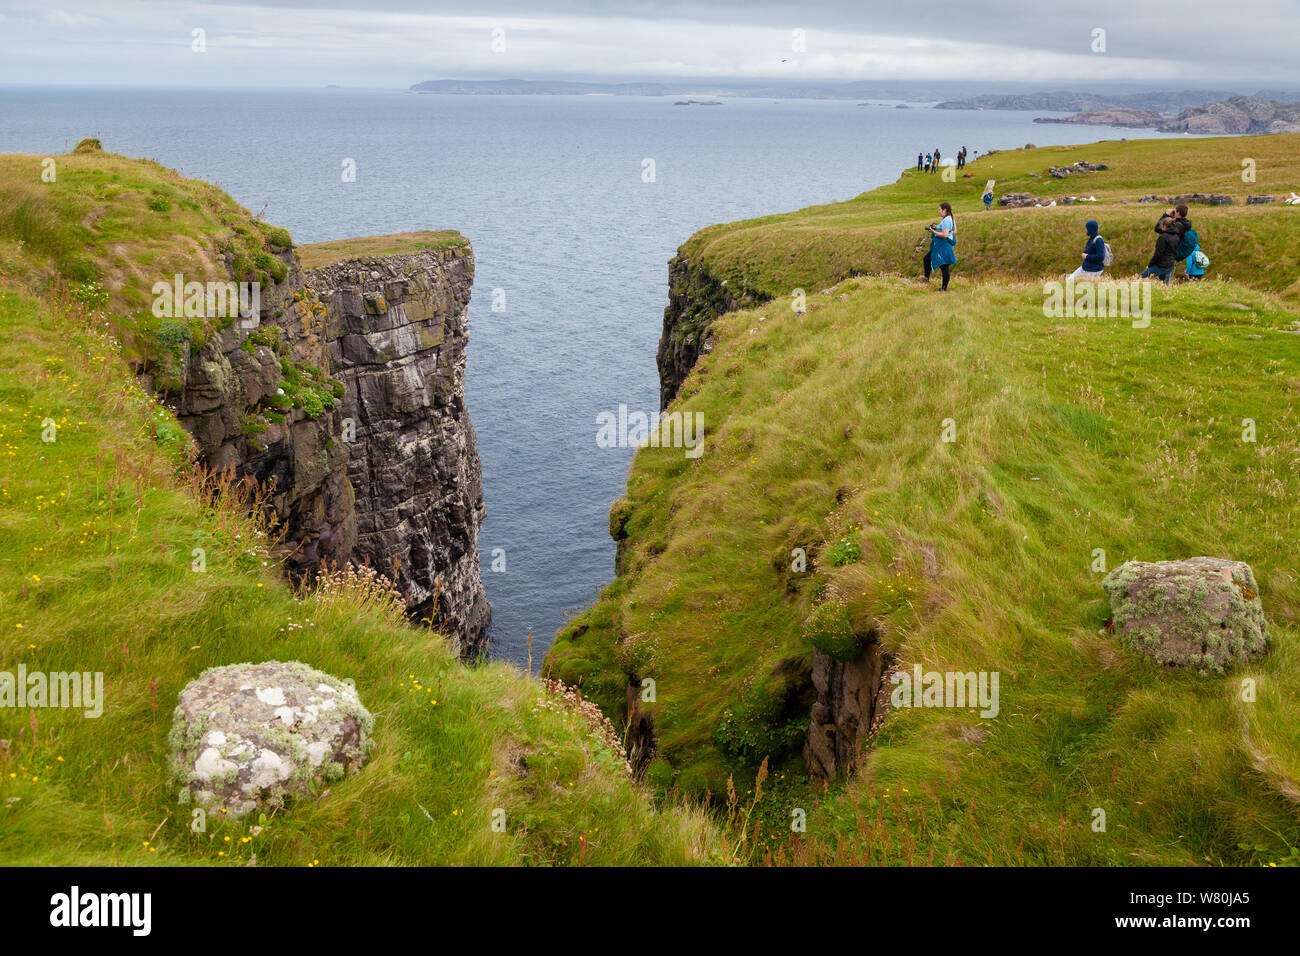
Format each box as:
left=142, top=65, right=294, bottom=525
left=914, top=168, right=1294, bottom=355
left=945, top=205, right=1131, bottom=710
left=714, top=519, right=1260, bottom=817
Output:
left=162, top=237, right=489, bottom=652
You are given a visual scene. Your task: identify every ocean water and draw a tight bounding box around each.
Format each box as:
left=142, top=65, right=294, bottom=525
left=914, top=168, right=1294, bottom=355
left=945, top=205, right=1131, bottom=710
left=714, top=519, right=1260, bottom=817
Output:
left=0, top=87, right=1189, bottom=662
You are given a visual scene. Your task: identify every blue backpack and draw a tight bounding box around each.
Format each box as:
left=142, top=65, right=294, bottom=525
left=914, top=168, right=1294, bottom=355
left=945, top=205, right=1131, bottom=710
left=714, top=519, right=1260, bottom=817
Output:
left=1175, top=227, right=1199, bottom=262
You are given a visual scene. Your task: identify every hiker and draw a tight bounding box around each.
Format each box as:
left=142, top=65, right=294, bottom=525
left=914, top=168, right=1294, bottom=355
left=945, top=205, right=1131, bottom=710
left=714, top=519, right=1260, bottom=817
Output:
left=1155, top=204, right=1198, bottom=272
left=917, top=152, right=924, bottom=170
left=1140, top=216, right=1180, bottom=285
left=922, top=201, right=957, bottom=291
left=982, top=187, right=994, bottom=211
left=924, top=153, right=932, bottom=173
left=1069, top=220, right=1107, bottom=280
left=1185, top=240, right=1208, bottom=281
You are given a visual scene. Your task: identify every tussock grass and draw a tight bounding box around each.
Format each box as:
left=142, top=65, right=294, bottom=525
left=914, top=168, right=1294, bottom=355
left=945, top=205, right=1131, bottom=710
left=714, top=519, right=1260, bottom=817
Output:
left=0, top=288, right=726, bottom=866
left=550, top=272, right=1300, bottom=865
left=681, top=134, right=1300, bottom=302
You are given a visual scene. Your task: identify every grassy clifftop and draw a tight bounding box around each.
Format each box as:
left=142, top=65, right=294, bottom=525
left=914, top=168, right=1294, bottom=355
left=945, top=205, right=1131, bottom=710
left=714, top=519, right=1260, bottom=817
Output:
left=0, top=146, right=723, bottom=866
left=548, top=135, right=1300, bottom=865
left=675, top=134, right=1300, bottom=302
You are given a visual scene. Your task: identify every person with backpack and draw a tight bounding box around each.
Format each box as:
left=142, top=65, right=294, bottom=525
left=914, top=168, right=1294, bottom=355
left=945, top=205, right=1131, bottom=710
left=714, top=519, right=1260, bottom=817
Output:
left=1185, top=241, right=1208, bottom=280
left=1154, top=204, right=1198, bottom=274
left=922, top=201, right=957, bottom=291
left=982, top=186, right=994, bottom=211
left=1069, top=220, right=1108, bottom=280
left=1140, top=217, right=1180, bottom=284
left=924, top=153, right=932, bottom=173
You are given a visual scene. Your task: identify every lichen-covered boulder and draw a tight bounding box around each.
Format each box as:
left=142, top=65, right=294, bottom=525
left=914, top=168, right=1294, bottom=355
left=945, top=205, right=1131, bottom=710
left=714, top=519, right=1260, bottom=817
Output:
left=169, top=660, right=373, bottom=817
left=1102, top=558, right=1268, bottom=671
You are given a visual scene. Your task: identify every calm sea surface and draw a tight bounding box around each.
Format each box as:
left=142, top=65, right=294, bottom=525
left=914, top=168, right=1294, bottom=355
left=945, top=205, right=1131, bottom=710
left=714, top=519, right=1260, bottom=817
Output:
left=0, top=87, right=1189, bottom=662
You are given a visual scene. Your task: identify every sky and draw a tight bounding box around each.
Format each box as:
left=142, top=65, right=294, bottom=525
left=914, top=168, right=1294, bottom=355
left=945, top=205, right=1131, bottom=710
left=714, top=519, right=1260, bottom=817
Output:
left=1, top=0, right=1296, bottom=89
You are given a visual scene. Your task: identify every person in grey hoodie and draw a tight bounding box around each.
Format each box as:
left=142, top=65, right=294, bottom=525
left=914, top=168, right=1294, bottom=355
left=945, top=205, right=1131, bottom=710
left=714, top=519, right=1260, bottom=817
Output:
left=1069, top=220, right=1106, bottom=280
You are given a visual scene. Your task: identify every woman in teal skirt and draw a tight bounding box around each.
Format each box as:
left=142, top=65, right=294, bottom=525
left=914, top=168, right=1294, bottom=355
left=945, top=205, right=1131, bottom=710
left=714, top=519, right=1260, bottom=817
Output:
left=923, top=201, right=957, bottom=291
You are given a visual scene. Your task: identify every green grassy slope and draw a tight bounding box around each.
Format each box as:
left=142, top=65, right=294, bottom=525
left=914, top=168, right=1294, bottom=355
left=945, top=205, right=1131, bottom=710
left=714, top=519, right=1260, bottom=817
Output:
left=297, top=231, right=469, bottom=270
left=677, top=134, right=1300, bottom=302
left=548, top=137, right=1300, bottom=866
left=0, top=146, right=724, bottom=866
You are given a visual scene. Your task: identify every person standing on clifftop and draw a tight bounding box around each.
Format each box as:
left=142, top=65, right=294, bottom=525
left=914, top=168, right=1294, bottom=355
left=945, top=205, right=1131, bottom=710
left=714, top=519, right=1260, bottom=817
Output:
left=1069, top=220, right=1107, bottom=280
left=922, top=201, right=957, bottom=291
left=1140, top=217, right=1180, bottom=285
left=917, top=152, right=924, bottom=170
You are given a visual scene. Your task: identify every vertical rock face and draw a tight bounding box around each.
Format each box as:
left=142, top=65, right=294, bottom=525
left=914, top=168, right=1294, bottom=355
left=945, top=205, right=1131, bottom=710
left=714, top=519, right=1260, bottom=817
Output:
left=169, top=247, right=357, bottom=573
left=304, top=247, right=489, bottom=650
left=658, top=256, right=733, bottom=410
left=167, top=240, right=489, bottom=654
left=803, top=643, right=891, bottom=781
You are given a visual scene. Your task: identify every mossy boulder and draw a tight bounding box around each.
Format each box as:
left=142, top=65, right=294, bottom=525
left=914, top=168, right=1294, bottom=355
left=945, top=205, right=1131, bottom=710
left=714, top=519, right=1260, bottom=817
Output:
left=168, top=660, right=374, bottom=817
left=1102, top=558, right=1268, bottom=672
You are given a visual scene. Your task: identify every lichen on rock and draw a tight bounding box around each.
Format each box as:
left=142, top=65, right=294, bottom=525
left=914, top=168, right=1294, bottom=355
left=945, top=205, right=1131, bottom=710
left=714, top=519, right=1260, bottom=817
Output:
left=169, top=660, right=374, bottom=817
left=1101, top=557, right=1269, bottom=672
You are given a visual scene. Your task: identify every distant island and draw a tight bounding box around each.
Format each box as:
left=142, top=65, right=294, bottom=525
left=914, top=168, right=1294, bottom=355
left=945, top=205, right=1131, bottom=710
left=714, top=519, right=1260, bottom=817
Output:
left=410, top=78, right=942, bottom=100
left=936, top=89, right=1245, bottom=112
left=1034, top=96, right=1300, bottom=135
left=674, top=99, right=721, bottom=106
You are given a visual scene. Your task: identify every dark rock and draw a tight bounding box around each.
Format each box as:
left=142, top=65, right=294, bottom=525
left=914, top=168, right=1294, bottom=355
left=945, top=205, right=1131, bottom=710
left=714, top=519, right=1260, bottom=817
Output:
left=306, top=248, right=490, bottom=650
left=1247, top=195, right=1277, bottom=204
left=169, top=240, right=489, bottom=654
left=803, top=642, right=890, bottom=781
left=1170, top=192, right=1235, bottom=206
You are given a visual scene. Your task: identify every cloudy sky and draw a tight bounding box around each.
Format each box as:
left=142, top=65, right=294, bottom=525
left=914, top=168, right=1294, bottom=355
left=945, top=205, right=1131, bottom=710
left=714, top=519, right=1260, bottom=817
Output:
left=1, top=0, right=1295, bottom=88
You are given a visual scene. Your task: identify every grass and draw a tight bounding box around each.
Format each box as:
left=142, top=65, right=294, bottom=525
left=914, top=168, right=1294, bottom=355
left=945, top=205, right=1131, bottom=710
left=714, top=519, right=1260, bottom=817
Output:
left=297, top=231, right=469, bottom=271
left=0, top=166, right=726, bottom=864
left=0, top=145, right=293, bottom=373
left=674, top=134, right=1300, bottom=305
left=547, top=134, right=1300, bottom=866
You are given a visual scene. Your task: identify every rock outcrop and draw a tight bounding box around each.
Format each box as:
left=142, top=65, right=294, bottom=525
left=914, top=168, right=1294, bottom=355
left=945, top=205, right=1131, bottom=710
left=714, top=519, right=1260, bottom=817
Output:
left=658, top=255, right=769, bottom=408
left=169, top=660, right=373, bottom=817
left=305, top=248, right=490, bottom=646
left=167, top=245, right=357, bottom=573
left=1102, top=557, right=1269, bottom=671
left=803, top=643, right=891, bottom=781
left=163, top=237, right=489, bottom=652
left=1036, top=96, right=1300, bottom=135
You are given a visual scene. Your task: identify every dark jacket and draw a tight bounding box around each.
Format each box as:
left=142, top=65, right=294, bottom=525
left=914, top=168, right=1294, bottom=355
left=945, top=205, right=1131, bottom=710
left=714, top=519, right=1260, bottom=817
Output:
left=1082, top=220, right=1105, bottom=272
left=1155, top=216, right=1190, bottom=239
left=1148, top=229, right=1180, bottom=270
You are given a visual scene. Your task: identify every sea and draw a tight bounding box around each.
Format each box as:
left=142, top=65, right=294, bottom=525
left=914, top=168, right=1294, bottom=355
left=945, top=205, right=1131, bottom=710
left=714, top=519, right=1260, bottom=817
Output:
left=0, top=86, right=1191, bottom=663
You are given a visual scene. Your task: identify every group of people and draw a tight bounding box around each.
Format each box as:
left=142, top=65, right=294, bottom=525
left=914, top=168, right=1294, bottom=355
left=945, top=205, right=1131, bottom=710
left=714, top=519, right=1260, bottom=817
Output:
left=1069, top=204, right=1206, bottom=284
left=916, top=147, right=969, bottom=174
left=919, top=200, right=1210, bottom=292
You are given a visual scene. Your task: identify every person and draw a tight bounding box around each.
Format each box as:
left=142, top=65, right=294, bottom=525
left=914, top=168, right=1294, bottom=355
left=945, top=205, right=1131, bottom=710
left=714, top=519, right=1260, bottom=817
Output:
left=1185, top=241, right=1207, bottom=280
left=1140, top=217, right=1180, bottom=285
left=982, top=187, right=994, bottom=211
left=924, top=153, right=932, bottom=173
left=922, top=201, right=957, bottom=291
left=1069, top=220, right=1106, bottom=280
left=917, top=152, right=924, bottom=170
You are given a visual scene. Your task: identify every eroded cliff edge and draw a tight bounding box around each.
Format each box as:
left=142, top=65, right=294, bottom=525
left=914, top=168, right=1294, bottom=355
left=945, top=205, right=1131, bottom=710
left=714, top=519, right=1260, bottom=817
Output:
left=656, top=253, right=769, bottom=408
left=163, top=236, right=489, bottom=652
